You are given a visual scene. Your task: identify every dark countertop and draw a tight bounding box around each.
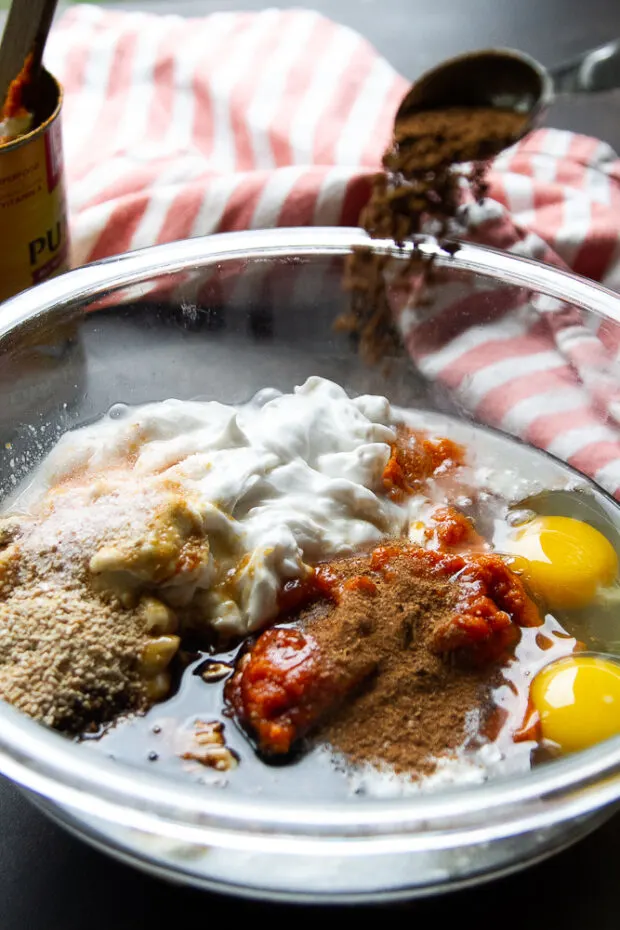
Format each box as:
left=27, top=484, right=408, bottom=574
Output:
left=2, top=1, right=620, bottom=926
left=2, top=777, right=620, bottom=928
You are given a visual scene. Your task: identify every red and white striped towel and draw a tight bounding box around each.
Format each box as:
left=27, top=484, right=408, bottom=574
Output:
left=45, top=5, right=620, bottom=496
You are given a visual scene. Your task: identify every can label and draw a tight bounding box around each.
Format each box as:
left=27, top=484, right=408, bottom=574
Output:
left=0, top=82, right=68, bottom=303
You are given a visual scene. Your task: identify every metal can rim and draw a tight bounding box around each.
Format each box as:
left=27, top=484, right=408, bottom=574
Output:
left=0, top=67, right=63, bottom=153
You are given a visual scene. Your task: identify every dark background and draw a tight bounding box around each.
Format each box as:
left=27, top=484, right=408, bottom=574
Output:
left=2, top=1, right=620, bottom=927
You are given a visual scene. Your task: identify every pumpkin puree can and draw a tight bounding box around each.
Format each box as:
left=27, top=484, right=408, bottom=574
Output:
left=0, top=68, right=68, bottom=303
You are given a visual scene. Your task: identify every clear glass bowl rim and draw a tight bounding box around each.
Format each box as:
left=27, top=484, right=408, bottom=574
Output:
left=1, top=226, right=620, bottom=848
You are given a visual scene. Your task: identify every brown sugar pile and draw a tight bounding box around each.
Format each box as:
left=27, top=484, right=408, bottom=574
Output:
left=227, top=541, right=537, bottom=776
left=341, top=106, right=528, bottom=360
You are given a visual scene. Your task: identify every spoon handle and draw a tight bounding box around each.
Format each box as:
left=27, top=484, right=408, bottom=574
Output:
left=0, top=0, right=58, bottom=104
left=551, top=39, right=620, bottom=95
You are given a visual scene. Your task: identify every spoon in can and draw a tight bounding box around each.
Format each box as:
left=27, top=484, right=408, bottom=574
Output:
left=0, top=0, right=59, bottom=107
left=396, top=40, right=620, bottom=158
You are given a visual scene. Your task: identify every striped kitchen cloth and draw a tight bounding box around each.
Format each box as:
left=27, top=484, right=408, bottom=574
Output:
left=45, top=5, right=620, bottom=496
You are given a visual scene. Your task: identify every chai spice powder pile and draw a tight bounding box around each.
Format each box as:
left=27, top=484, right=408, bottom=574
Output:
left=303, top=551, right=495, bottom=776
left=341, top=106, right=528, bottom=360
left=227, top=545, right=505, bottom=776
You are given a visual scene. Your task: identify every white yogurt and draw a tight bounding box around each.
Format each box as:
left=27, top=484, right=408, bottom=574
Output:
left=15, top=377, right=441, bottom=634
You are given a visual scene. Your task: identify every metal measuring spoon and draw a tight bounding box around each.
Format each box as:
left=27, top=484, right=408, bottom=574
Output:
left=396, top=41, right=620, bottom=156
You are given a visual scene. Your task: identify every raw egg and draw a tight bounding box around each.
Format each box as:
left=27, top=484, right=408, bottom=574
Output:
left=531, top=655, right=620, bottom=753
left=504, top=515, right=617, bottom=610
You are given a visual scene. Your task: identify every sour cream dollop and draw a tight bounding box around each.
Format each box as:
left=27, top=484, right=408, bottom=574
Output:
left=18, top=378, right=427, bottom=634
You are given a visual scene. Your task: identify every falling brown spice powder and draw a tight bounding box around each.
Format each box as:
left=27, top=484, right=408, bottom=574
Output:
left=341, top=106, right=528, bottom=361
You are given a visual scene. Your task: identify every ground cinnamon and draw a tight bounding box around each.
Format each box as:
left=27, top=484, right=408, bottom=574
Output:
left=341, top=106, right=528, bottom=361
left=308, top=551, right=492, bottom=776
left=227, top=540, right=539, bottom=776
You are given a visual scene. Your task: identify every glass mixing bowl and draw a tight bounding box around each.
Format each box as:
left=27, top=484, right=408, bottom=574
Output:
left=1, top=227, right=620, bottom=903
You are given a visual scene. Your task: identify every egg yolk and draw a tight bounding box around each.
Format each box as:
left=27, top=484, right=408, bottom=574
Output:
left=505, top=516, right=617, bottom=610
left=531, top=655, right=620, bottom=753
